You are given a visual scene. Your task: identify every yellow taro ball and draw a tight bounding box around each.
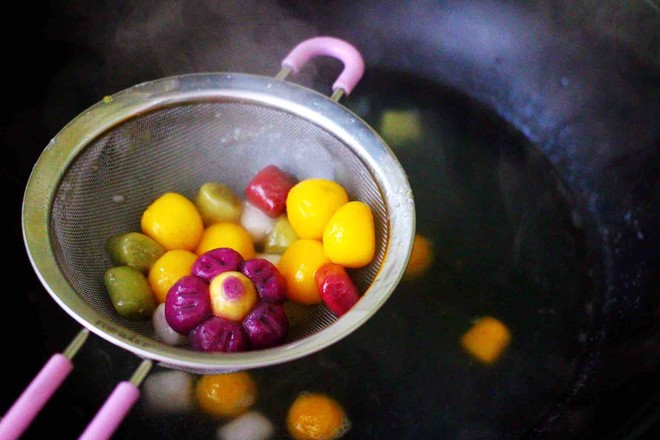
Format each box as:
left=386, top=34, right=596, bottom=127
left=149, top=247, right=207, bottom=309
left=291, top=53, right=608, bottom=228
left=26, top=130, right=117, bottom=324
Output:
left=278, top=239, right=330, bottom=305
left=141, top=192, right=204, bottom=251
left=323, top=201, right=375, bottom=268
left=460, top=316, right=511, bottom=365
left=286, top=392, right=349, bottom=440
left=286, top=178, right=349, bottom=240
left=196, top=222, right=256, bottom=260
left=195, top=372, right=257, bottom=418
left=148, top=249, right=198, bottom=303
left=403, top=234, right=434, bottom=280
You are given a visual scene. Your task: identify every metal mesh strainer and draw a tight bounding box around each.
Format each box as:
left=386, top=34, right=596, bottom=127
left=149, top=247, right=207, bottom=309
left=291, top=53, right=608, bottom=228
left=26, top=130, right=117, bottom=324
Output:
left=12, top=37, right=414, bottom=439
left=52, top=101, right=388, bottom=347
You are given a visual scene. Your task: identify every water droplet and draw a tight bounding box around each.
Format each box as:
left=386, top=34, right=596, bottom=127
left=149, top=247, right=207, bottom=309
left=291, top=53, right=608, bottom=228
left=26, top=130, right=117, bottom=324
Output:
left=112, top=194, right=126, bottom=203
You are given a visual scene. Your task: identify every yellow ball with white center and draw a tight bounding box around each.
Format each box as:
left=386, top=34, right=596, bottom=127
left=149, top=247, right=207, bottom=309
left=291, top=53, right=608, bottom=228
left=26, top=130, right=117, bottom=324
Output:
left=209, top=271, right=258, bottom=322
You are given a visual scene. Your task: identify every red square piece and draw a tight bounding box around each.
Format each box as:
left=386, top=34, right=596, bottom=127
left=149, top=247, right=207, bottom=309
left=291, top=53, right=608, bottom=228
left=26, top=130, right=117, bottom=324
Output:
left=245, top=165, right=297, bottom=217
left=314, top=262, right=360, bottom=317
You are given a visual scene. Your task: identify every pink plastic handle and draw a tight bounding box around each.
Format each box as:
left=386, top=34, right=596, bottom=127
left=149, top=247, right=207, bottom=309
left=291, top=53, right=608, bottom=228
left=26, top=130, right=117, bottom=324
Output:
left=78, top=382, right=140, bottom=440
left=281, top=36, right=365, bottom=95
left=0, top=354, right=73, bottom=440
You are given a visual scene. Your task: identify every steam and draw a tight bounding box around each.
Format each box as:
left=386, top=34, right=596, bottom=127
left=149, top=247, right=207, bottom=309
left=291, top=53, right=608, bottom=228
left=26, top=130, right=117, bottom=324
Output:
left=111, top=1, right=318, bottom=76
left=42, top=0, right=319, bottom=134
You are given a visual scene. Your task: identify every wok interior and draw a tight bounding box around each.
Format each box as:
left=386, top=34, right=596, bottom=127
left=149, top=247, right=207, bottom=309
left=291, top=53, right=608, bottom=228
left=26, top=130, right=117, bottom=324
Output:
left=49, top=100, right=388, bottom=346
left=35, top=70, right=601, bottom=439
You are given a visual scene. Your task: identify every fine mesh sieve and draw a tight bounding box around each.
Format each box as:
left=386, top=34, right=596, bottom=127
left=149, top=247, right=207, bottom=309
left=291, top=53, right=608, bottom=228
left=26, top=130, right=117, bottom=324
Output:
left=12, top=37, right=414, bottom=439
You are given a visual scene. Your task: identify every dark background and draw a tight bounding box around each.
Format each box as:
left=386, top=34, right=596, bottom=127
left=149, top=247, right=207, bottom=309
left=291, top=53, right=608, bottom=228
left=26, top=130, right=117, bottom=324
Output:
left=3, top=1, right=659, bottom=439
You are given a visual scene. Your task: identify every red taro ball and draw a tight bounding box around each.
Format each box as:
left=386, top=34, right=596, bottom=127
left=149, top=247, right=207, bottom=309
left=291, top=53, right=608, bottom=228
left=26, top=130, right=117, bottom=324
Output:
left=192, top=247, right=244, bottom=282
left=241, top=258, right=287, bottom=304
left=245, top=165, right=297, bottom=217
left=189, top=316, right=249, bottom=352
left=242, top=301, right=289, bottom=349
left=315, top=263, right=361, bottom=317
left=164, top=275, right=212, bottom=335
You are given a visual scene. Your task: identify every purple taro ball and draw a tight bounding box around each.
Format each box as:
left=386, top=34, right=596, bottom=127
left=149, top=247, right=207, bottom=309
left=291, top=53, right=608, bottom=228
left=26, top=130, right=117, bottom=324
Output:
left=241, top=258, right=287, bottom=304
left=164, top=275, right=212, bottom=335
left=192, top=247, right=244, bottom=282
left=242, top=301, right=289, bottom=349
left=189, top=317, right=249, bottom=352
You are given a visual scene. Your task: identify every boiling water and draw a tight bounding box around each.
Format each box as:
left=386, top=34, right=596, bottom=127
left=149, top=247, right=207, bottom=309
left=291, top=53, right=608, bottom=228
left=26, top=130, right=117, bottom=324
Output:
left=25, top=71, right=598, bottom=439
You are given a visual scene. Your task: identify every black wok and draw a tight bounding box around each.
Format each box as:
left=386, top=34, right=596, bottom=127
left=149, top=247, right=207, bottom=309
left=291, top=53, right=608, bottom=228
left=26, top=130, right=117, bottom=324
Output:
left=2, top=1, right=658, bottom=439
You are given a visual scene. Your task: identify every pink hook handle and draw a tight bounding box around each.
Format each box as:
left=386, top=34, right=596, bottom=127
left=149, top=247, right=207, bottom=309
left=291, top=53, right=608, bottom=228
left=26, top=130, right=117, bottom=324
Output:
left=78, top=382, right=140, bottom=440
left=281, top=36, right=365, bottom=95
left=0, top=354, right=73, bottom=440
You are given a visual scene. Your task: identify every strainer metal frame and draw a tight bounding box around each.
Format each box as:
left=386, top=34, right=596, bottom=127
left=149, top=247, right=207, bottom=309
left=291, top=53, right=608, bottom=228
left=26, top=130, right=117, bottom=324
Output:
left=9, top=36, right=415, bottom=440
left=23, top=72, right=415, bottom=372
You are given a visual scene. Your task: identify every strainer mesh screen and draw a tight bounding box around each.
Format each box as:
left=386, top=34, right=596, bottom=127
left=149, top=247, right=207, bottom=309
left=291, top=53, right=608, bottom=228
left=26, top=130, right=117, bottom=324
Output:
left=50, top=101, right=387, bottom=346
